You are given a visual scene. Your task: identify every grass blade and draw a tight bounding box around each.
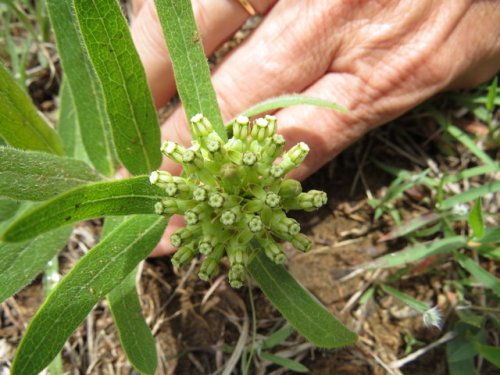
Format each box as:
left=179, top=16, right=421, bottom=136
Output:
left=0, top=147, right=102, bottom=201
left=368, top=236, right=466, bottom=268
left=468, top=199, right=484, bottom=238
left=431, top=110, right=495, bottom=166
left=154, top=0, right=225, bottom=140
left=248, top=250, right=357, bottom=348
left=0, top=225, right=71, bottom=303
left=47, top=0, right=116, bottom=176
left=11, top=215, right=167, bottom=375
left=0, top=62, right=63, bottom=155
left=440, top=181, right=500, bottom=210
left=259, top=351, right=308, bottom=373
left=380, top=285, right=429, bottom=313
left=1, top=177, right=167, bottom=242
left=454, top=252, right=500, bottom=294
left=239, top=94, right=347, bottom=118
left=72, top=0, right=162, bottom=175
left=108, top=266, right=157, bottom=375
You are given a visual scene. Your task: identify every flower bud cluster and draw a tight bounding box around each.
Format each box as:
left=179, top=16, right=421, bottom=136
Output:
left=151, top=114, right=327, bottom=288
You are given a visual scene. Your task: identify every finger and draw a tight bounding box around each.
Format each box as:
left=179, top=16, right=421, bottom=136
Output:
left=159, top=1, right=341, bottom=158
left=131, top=0, right=277, bottom=108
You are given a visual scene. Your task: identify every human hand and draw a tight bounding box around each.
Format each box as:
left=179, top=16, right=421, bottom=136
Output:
left=131, top=0, right=500, bottom=256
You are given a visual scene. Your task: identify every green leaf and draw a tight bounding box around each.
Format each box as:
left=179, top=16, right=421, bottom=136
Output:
left=108, top=266, right=157, bottom=375
left=440, top=181, right=500, bottom=210
left=454, top=252, right=500, bottom=294
left=248, top=250, right=357, bottom=348
left=262, top=324, right=295, bottom=350
left=379, top=212, right=441, bottom=241
left=380, top=285, right=429, bottom=313
left=446, top=335, right=477, bottom=375
left=368, top=236, right=466, bottom=269
left=72, top=0, right=162, bottom=175
left=2, top=177, right=167, bottom=242
left=0, top=225, right=71, bottom=303
left=0, top=62, right=64, bottom=155
left=0, top=197, right=21, bottom=222
left=153, top=0, right=225, bottom=140
left=468, top=199, right=484, bottom=238
left=259, top=351, right=309, bottom=373
left=239, top=94, right=348, bottom=118
left=485, top=76, right=497, bottom=112
left=47, top=0, right=115, bottom=176
left=475, top=227, right=500, bottom=244
left=11, top=215, right=167, bottom=375
left=0, top=147, right=102, bottom=201
left=472, top=342, right=500, bottom=367
left=56, top=79, right=89, bottom=161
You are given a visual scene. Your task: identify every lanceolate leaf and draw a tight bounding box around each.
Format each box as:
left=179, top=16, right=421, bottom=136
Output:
left=239, top=94, right=348, bottom=118
left=72, top=0, right=162, bottom=175
left=455, top=252, right=500, bottom=295
left=11, top=215, right=167, bottom=375
left=108, top=266, right=157, bottom=375
left=0, top=226, right=71, bottom=303
left=0, top=62, right=63, bottom=155
left=47, top=0, right=115, bottom=176
left=103, top=217, right=158, bottom=375
left=0, top=147, right=102, bottom=201
left=154, top=0, right=225, bottom=140
left=57, top=80, right=85, bottom=160
left=248, top=250, right=357, bottom=348
left=0, top=197, right=21, bottom=222
left=1, top=177, right=167, bottom=242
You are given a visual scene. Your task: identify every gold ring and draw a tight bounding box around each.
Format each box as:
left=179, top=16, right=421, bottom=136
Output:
left=235, top=0, right=256, bottom=16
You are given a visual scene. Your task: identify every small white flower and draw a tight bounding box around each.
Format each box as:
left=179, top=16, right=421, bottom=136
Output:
left=423, top=306, right=443, bottom=330
left=451, top=203, right=469, bottom=216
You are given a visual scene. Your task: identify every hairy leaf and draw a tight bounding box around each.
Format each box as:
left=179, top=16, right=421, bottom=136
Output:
left=248, top=250, right=357, bottom=348
left=0, top=147, right=102, bottom=201
left=154, top=0, right=225, bottom=140
left=47, top=0, right=115, bottom=176
left=0, top=62, right=63, bottom=155
left=0, top=197, right=21, bottom=222
left=239, top=94, right=347, bottom=118
left=0, top=225, right=71, bottom=303
left=2, top=177, right=167, bottom=242
left=11, top=215, right=167, bottom=375
left=108, top=266, right=157, bottom=375
left=72, top=0, right=161, bottom=175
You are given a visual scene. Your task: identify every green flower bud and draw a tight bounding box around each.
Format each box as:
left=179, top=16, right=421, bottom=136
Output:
left=271, top=215, right=300, bottom=239
left=161, top=141, right=186, bottom=164
left=248, top=215, right=263, bottom=233
left=251, top=117, right=269, bottom=141
left=193, top=186, right=208, bottom=202
left=198, top=244, right=225, bottom=281
left=262, top=240, right=286, bottom=264
left=199, top=239, right=214, bottom=255
left=265, top=192, right=281, bottom=208
left=228, top=266, right=244, bottom=288
left=221, top=210, right=237, bottom=226
left=154, top=201, right=165, bottom=215
left=278, top=142, right=310, bottom=174
left=208, top=192, right=225, bottom=208
left=279, top=179, right=302, bottom=198
left=191, top=113, right=213, bottom=137
left=159, top=198, right=181, bottom=214
left=291, top=233, right=312, bottom=252
left=171, top=245, right=195, bottom=268
left=242, top=151, right=258, bottom=166
left=233, top=115, right=250, bottom=139
left=149, top=170, right=173, bottom=185
left=164, top=182, right=178, bottom=197
left=185, top=209, right=201, bottom=225
left=264, top=115, right=277, bottom=137
left=207, top=136, right=222, bottom=153
left=291, top=190, right=328, bottom=211
left=170, top=227, right=196, bottom=247
left=262, top=134, right=285, bottom=162
left=269, top=164, right=284, bottom=178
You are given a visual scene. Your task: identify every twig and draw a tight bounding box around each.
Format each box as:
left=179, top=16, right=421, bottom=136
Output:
left=390, top=331, right=457, bottom=369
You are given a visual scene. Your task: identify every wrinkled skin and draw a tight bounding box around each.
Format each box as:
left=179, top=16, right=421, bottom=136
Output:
left=130, top=0, right=500, bottom=255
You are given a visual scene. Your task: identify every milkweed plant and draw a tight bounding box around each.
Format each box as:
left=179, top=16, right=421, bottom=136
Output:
left=0, top=0, right=356, bottom=374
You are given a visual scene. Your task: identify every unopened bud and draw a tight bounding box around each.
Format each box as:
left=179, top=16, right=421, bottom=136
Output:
left=291, top=233, right=312, bottom=252
left=248, top=215, right=263, bottom=233
left=191, top=113, right=213, bottom=136
left=242, top=151, right=257, bottom=166
left=170, top=227, right=195, bottom=247
left=185, top=209, right=200, bottom=225
left=264, top=115, right=277, bottom=137
left=171, top=245, right=195, bottom=268
left=193, top=186, right=208, bottom=202
left=233, top=115, right=250, bottom=139
left=265, top=192, right=281, bottom=208
left=161, top=141, right=186, bottom=164
left=279, top=179, right=302, bottom=198
left=251, top=117, right=269, bottom=141
left=263, top=240, right=286, bottom=264
left=270, top=164, right=285, bottom=178
left=208, top=192, right=225, bottom=208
